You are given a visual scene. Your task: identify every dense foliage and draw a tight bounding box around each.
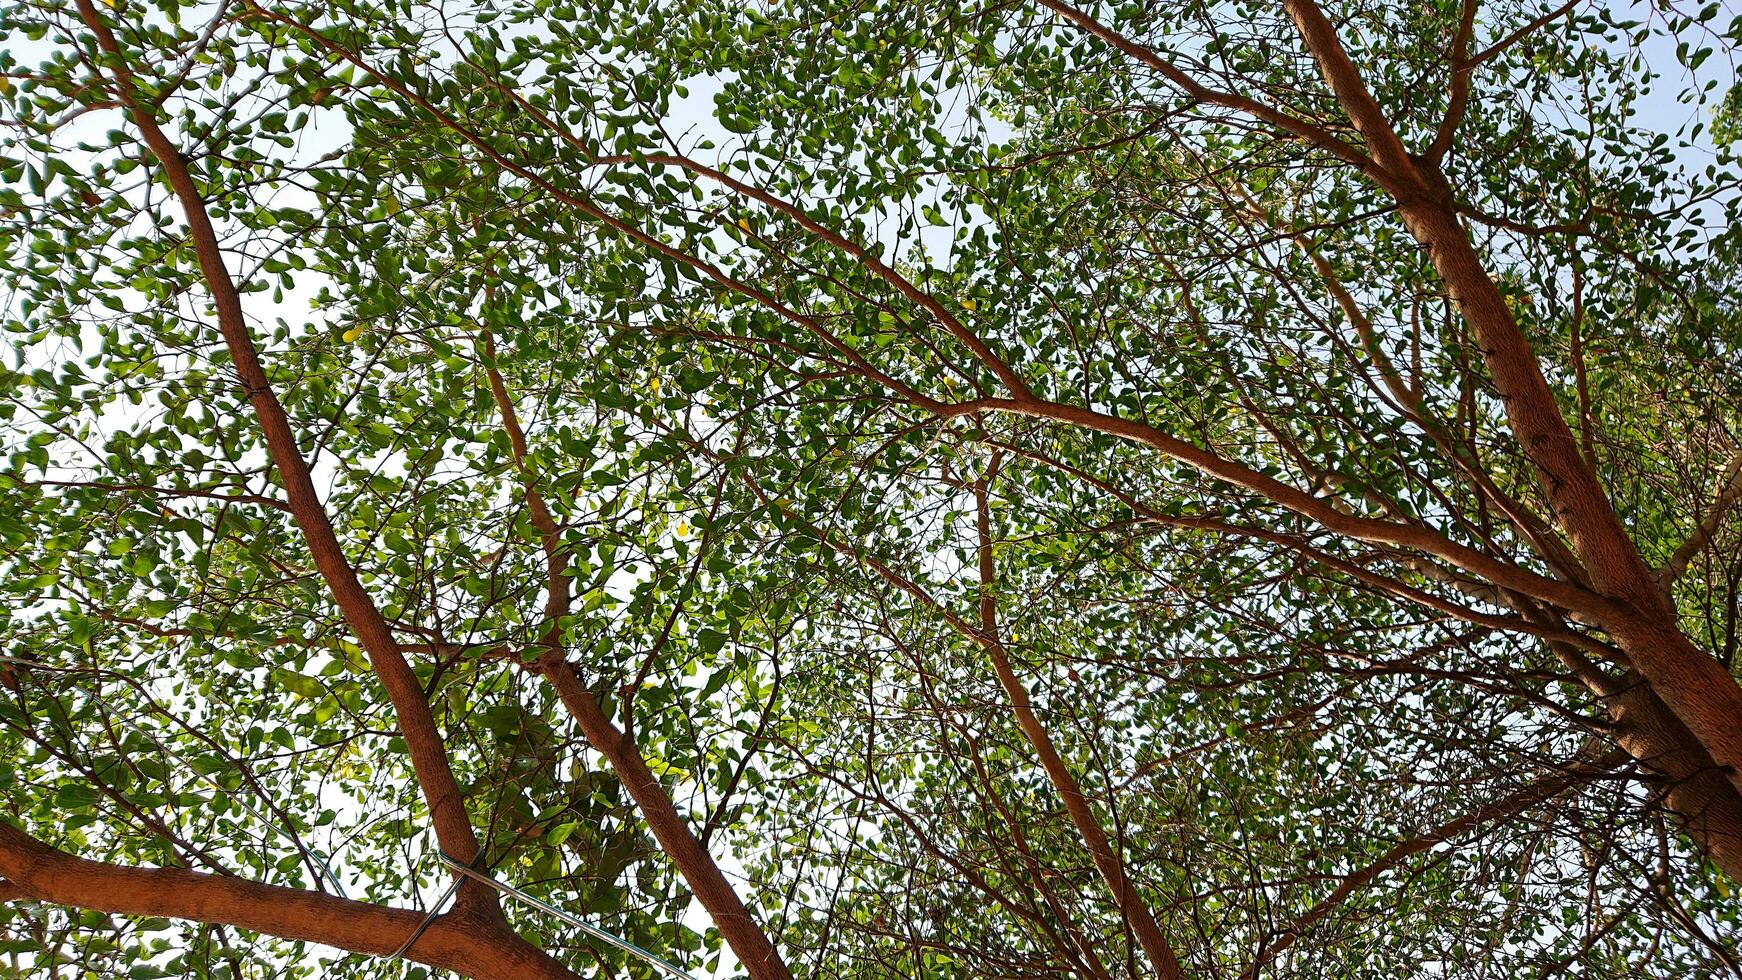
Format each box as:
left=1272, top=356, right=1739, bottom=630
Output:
left=3, top=0, right=1742, bottom=977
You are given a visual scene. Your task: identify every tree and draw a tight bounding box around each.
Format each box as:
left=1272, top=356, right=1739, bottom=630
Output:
left=2, top=0, right=1741, bottom=977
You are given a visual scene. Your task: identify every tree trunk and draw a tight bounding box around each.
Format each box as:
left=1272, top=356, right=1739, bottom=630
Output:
left=1565, top=651, right=1742, bottom=877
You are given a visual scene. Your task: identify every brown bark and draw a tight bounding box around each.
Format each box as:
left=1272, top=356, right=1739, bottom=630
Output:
left=1278, top=0, right=1647, bottom=598
left=1390, top=99, right=1742, bottom=829
left=73, top=0, right=495, bottom=913
left=1553, top=646, right=1742, bottom=878
left=1278, top=0, right=1742, bottom=849
left=540, top=662, right=795, bottom=980
left=0, top=823, right=579, bottom=980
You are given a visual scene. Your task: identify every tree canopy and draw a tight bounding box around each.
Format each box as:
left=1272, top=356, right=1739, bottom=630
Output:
left=3, top=0, right=1742, bottom=977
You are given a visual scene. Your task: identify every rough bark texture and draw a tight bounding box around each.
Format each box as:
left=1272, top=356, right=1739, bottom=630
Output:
left=1557, top=648, right=1742, bottom=877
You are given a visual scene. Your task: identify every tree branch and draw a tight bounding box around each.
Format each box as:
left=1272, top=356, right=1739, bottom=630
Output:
left=1275, top=0, right=1742, bottom=811
left=1660, top=451, right=1742, bottom=589
left=1424, top=0, right=1480, bottom=163
left=1466, top=0, right=1587, bottom=70
left=1247, top=749, right=1627, bottom=973
left=74, top=0, right=496, bottom=916
left=1033, top=0, right=1381, bottom=178
left=973, top=467, right=1187, bottom=980
left=537, top=662, right=795, bottom=980
left=0, top=822, right=579, bottom=980
left=477, top=328, right=794, bottom=980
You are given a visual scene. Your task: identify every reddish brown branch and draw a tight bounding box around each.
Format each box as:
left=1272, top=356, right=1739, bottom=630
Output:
left=74, top=0, right=495, bottom=915
left=1276, top=0, right=1742, bottom=819
left=539, top=663, right=795, bottom=980
left=1034, top=0, right=1379, bottom=176
left=478, top=331, right=794, bottom=980
left=973, top=470, right=1187, bottom=980
left=0, top=822, right=580, bottom=980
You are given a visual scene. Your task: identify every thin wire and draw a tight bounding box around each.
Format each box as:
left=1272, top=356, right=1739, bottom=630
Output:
left=386, top=865, right=467, bottom=962
left=436, top=850, right=698, bottom=980
left=0, top=654, right=349, bottom=898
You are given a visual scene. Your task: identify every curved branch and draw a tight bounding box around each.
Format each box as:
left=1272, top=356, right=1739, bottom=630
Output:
left=1276, top=0, right=1742, bottom=812
left=1660, top=451, right=1742, bottom=588
left=478, top=331, right=794, bottom=980
left=989, top=394, right=1615, bottom=621
left=0, top=822, right=579, bottom=980
left=1033, top=0, right=1381, bottom=177
left=538, top=662, right=795, bottom=980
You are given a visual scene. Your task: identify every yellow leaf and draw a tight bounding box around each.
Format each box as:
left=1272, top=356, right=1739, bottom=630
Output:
left=649, top=375, right=661, bottom=393
left=644, top=754, right=692, bottom=782
left=0, top=77, right=12, bottom=96
left=341, top=325, right=364, bottom=343
left=736, top=218, right=751, bottom=233
left=960, top=298, right=978, bottom=311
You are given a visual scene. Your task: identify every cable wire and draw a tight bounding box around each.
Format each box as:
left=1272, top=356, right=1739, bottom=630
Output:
left=436, top=850, right=697, bottom=980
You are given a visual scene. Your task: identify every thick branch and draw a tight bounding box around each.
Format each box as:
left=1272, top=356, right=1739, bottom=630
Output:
left=1278, top=0, right=1421, bottom=184
left=75, top=0, right=494, bottom=913
left=539, top=662, right=795, bottom=980
left=1424, top=0, right=1479, bottom=162
left=0, top=822, right=578, bottom=980
left=1277, top=0, right=1742, bottom=812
